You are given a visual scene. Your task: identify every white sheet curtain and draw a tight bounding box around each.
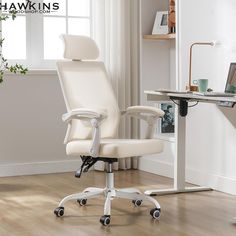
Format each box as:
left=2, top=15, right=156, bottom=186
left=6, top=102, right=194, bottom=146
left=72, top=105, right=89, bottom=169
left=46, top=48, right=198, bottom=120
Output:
left=93, top=0, right=140, bottom=171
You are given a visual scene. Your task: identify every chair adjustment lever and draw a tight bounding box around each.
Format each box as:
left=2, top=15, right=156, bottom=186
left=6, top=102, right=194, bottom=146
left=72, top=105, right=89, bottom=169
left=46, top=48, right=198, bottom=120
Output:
left=75, top=156, right=99, bottom=178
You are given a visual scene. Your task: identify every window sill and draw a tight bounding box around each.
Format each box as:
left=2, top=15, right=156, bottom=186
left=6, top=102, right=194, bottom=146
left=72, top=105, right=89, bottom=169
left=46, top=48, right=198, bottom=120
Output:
left=4, top=69, right=57, bottom=76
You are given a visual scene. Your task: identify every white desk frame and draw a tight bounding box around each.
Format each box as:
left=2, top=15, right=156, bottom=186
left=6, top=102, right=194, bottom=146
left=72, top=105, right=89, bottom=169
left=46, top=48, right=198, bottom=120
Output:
left=144, top=91, right=236, bottom=196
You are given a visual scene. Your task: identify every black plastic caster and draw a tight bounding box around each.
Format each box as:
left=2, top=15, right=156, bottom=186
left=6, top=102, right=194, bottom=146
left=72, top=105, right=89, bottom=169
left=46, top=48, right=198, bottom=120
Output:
left=150, top=208, right=161, bottom=219
left=77, top=198, right=87, bottom=206
left=132, top=199, right=142, bottom=207
left=100, top=215, right=111, bottom=226
left=54, top=207, right=64, bottom=217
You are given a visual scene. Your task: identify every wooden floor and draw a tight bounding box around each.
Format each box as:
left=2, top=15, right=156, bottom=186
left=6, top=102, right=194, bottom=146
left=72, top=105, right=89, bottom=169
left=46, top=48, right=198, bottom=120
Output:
left=0, top=170, right=236, bottom=236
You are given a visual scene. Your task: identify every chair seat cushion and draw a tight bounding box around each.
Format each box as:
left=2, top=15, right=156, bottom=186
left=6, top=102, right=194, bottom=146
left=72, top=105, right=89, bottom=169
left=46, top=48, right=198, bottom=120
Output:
left=66, top=139, right=164, bottom=158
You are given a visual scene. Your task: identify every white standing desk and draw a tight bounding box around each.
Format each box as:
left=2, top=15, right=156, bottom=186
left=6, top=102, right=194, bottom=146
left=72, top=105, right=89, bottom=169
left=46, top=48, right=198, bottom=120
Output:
left=144, top=91, right=236, bottom=196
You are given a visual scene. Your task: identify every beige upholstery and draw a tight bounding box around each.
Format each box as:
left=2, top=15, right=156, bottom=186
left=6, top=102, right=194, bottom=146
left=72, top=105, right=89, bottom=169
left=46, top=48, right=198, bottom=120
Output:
left=67, top=139, right=163, bottom=158
left=54, top=35, right=164, bottom=225
left=56, top=34, right=164, bottom=158
left=62, top=34, right=99, bottom=60
left=57, top=61, right=120, bottom=141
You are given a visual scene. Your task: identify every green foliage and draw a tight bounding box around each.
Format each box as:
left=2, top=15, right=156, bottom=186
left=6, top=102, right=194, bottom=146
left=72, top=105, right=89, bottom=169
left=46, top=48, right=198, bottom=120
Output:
left=0, top=10, right=28, bottom=83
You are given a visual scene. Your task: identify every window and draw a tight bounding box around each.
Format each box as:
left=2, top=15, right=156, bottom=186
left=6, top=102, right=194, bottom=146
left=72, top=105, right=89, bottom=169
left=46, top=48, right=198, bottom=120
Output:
left=43, top=0, right=91, bottom=59
left=2, top=0, right=26, bottom=59
left=1, top=0, right=92, bottom=69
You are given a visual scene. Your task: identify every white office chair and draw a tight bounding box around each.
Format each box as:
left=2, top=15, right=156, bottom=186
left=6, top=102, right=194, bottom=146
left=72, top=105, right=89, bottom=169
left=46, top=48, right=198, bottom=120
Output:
left=54, top=35, right=165, bottom=226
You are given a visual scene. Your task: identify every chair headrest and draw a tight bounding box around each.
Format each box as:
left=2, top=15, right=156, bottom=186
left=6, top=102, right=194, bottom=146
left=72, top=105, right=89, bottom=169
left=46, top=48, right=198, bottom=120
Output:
left=61, top=34, right=99, bottom=60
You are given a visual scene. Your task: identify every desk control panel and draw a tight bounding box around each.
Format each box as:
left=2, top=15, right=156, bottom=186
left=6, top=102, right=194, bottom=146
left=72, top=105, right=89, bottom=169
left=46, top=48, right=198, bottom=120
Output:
left=217, top=101, right=236, bottom=108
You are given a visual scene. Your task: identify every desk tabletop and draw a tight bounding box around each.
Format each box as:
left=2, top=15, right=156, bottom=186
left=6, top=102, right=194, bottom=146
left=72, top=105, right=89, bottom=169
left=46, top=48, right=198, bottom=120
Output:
left=145, top=90, right=236, bottom=103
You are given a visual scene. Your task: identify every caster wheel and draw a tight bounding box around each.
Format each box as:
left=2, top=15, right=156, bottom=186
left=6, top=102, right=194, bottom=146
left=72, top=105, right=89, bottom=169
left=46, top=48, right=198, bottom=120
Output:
left=150, top=208, right=161, bottom=219
left=132, top=199, right=142, bottom=207
left=77, top=198, right=87, bottom=206
left=54, top=207, right=64, bottom=217
left=100, top=215, right=111, bottom=226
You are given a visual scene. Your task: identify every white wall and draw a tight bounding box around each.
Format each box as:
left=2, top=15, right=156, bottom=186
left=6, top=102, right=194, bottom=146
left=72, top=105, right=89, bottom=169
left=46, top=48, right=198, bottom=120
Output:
left=0, top=72, right=81, bottom=176
left=139, top=0, right=176, bottom=171
left=139, top=0, right=236, bottom=195
left=140, top=0, right=171, bottom=108
left=178, top=0, right=236, bottom=195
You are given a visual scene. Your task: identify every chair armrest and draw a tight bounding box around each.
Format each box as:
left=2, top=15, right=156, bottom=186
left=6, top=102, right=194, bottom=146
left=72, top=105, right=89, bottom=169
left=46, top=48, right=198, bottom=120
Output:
left=62, top=108, right=107, bottom=123
left=124, top=106, right=164, bottom=117
left=123, top=106, right=164, bottom=139
left=62, top=108, right=107, bottom=157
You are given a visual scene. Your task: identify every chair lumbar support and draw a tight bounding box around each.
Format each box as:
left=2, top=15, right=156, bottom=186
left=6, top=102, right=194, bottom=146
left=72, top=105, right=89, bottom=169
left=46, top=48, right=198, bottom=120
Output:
left=54, top=161, right=161, bottom=226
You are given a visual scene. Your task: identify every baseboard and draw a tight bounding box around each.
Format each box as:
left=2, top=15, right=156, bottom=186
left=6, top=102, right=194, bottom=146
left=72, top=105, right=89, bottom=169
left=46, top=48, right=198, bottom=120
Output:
left=139, top=158, right=236, bottom=195
left=0, top=159, right=82, bottom=177
left=139, top=158, right=173, bottom=178
left=3, top=158, right=236, bottom=195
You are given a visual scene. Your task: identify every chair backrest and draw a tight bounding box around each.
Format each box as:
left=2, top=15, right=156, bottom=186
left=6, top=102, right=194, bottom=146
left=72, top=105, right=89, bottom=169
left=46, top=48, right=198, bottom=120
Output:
left=57, top=35, right=120, bottom=140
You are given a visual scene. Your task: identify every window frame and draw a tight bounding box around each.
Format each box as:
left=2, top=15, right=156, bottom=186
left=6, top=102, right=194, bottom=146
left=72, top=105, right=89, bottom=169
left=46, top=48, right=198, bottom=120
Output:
left=1, top=0, right=93, bottom=69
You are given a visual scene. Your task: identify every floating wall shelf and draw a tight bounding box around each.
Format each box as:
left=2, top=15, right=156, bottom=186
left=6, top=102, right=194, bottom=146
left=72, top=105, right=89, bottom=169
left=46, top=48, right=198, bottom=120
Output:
left=143, top=34, right=176, bottom=40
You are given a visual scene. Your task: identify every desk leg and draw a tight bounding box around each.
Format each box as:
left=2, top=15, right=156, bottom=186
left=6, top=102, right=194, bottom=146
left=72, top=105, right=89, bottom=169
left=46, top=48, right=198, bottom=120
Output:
left=232, top=217, right=236, bottom=224
left=174, top=113, right=186, bottom=190
left=145, top=106, right=212, bottom=196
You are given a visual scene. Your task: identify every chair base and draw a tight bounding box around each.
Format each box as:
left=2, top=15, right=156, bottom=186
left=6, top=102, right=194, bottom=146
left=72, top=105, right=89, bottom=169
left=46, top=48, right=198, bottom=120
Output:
left=54, top=169, right=161, bottom=225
